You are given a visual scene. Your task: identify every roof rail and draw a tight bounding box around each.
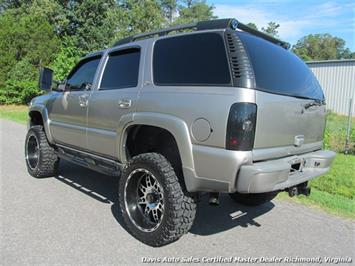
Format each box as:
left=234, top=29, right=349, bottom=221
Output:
left=113, top=18, right=290, bottom=49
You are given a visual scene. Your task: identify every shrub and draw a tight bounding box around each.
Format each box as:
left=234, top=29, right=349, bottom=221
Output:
left=0, top=8, right=59, bottom=104
left=51, top=36, right=83, bottom=81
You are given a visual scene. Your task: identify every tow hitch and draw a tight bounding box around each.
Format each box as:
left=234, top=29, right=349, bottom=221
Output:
left=287, top=182, right=311, bottom=197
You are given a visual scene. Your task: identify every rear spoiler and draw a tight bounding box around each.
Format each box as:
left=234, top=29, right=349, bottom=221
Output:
left=236, top=21, right=290, bottom=49
left=113, top=18, right=290, bottom=50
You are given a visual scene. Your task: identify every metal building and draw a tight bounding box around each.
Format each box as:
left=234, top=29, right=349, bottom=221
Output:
left=307, top=59, right=355, bottom=116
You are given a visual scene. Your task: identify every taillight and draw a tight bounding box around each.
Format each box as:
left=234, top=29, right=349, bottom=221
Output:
left=226, top=103, right=257, bottom=151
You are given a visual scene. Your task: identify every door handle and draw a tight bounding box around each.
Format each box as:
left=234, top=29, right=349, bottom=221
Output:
left=118, top=99, right=132, bottom=109
left=78, top=94, right=89, bottom=107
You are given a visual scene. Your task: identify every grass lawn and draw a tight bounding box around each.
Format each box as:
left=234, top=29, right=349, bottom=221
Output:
left=1, top=105, right=354, bottom=219
left=0, top=105, right=28, bottom=124
left=324, top=112, right=355, bottom=154
left=278, top=153, right=355, bottom=219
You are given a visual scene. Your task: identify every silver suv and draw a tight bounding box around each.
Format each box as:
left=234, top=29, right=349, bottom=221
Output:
left=25, top=19, right=335, bottom=246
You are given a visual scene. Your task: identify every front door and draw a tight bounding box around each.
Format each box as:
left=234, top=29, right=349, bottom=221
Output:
left=87, top=48, right=142, bottom=158
left=48, top=56, right=102, bottom=149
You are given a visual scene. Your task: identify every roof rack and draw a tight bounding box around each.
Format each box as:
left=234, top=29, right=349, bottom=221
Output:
left=113, top=18, right=290, bottom=49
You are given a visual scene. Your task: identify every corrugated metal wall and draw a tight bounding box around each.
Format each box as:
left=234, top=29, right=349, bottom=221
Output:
left=307, top=60, right=355, bottom=116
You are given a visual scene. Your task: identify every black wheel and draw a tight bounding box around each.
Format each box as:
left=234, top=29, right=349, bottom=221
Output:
left=25, top=125, right=59, bottom=178
left=229, top=191, right=278, bottom=206
left=119, top=153, right=196, bottom=247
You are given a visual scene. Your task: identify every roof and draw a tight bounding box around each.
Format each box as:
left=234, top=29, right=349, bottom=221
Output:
left=306, top=59, right=355, bottom=64
left=112, top=18, right=290, bottom=49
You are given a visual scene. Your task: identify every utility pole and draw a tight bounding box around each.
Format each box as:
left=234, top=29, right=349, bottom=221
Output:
left=345, top=98, right=353, bottom=154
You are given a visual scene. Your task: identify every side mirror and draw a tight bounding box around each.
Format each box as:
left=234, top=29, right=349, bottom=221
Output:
left=39, top=67, right=53, bottom=91
left=57, top=83, right=66, bottom=92
left=52, top=80, right=66, bottom=92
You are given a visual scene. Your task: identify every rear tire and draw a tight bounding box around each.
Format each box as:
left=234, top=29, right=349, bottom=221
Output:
left=229, top=191, right=278, bottom=206
left=25, top=125, right=59, bottom=178
left=119, top=153, right=196, bottom=247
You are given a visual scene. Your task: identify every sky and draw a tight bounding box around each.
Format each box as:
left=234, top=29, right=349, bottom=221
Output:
left=207, top=0, right=355, bottom=50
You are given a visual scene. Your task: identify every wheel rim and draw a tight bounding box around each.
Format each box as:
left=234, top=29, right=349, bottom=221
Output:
left=124, top=168, right=164, bottom=232
left=26, top=134, right=40, bottom=170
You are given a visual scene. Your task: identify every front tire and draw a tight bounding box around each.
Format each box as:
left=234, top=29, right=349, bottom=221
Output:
left=25, top=125, right=59, bottom=178
left=119, top=153, right=196, bottom=247
left=229, top=191, right=278, bottom=206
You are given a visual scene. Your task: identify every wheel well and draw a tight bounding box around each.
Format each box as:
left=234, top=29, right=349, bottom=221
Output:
left=126, top=125, right=183, bottom=176
left=29, top=111, right=44, bottom=127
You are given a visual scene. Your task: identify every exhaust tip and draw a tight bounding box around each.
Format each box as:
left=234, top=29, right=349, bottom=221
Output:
left=208, top=192, right=220, bottom=206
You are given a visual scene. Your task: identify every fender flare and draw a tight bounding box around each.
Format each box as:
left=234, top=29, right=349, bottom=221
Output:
left=28, top=105, right=54, bottom=144
left=119, top=112, right=195, bottom=171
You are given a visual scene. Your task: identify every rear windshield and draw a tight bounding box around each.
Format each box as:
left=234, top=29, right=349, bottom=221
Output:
left=238, top=32, right=324, bottom=101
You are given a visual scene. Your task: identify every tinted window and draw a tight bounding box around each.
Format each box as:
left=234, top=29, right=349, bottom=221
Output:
left=100, top=49, right=140, bottom=90
left=238, top=32, right=324, bottom=100
left=153, top=33, right=231, bottom=86
left=66, top=57, right=101, bottom=91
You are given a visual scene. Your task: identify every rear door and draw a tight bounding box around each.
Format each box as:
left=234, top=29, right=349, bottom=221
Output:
left=237, top=32, right=326, bottom=160
left=87, top=47, right=142, bottom=158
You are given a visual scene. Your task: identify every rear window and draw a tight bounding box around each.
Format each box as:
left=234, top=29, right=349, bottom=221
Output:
left=153, top=32, right=231, bottom=86
left=238, top=32, right=324, bottom=101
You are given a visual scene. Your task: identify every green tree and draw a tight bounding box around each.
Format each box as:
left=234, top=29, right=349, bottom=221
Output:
left=0, top=0, right=31, bottom=11
left=292, top=34, right=354, bottom=61
left=23, top=0, right=125, bottom=52
left=116, top=0, right=164, bottom=38
left=66, top=0, right=123, bottom=52
left=2, top=59, right=39, bottom=104
left=261, top=21, right=279, bottom=37
left=246, top=22, right=258, bottom=30
left=51, top=36, right=83, bottom=81
left=159, top=0, right=177, bottom=24
left=28, top=0, right=69, bottom=37
left=175, top=0, right=216, bottom=24
left=342, top=49, right=355, bottom=59
left=182, top=0, right=193, bottom=7
left=0, top=8, right=59, bottom=104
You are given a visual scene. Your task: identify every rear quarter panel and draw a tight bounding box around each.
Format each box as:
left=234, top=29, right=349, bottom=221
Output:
left=136, top=86, right=255, bottom=148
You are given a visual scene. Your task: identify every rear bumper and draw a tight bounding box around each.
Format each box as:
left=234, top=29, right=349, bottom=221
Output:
left=236, top=150, right=336, bottom=193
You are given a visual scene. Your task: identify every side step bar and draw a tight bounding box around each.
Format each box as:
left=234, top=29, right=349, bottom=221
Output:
left=56, top=145, right=122, bottom=176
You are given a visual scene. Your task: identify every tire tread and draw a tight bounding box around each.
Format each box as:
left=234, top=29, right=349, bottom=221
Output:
left=119, top=153, right=196, bottom=247
left=25, top=125, right=58, bottom=178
